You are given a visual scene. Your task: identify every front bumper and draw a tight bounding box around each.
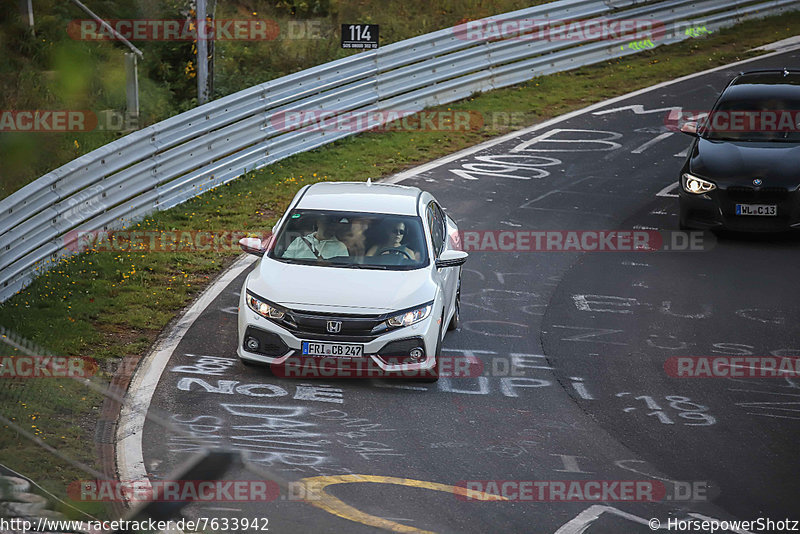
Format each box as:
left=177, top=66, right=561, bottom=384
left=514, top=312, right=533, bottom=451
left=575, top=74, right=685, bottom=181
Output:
left=679, top=185, right=800, bottom=232
left=237, top=289, right=440, bottom=374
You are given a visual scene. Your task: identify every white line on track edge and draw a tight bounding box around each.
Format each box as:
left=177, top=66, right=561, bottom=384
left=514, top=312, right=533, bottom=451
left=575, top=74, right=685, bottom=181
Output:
left=116, top=254, right=257, bottom=488
left=115, top=44, right=800, bottom=493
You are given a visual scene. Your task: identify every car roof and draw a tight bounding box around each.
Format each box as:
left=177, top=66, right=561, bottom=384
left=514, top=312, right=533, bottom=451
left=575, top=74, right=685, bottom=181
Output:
left=295, top=181, right=424, bottom=216
left=724, top=70, right=800, bottom=102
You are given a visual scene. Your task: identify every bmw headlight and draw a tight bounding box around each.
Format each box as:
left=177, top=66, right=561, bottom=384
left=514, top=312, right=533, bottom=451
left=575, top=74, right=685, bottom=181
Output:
left=387, top=303, right=433, bottom=328
left=682, top=173, right=716, bottom=194
left=246, top=292, right=286, bottom=320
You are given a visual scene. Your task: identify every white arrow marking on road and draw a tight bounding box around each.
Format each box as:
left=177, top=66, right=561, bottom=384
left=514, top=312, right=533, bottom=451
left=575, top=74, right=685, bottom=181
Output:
left=656, top=182, right=680, bottom=197
left=632, top=132, right=674, bottom=153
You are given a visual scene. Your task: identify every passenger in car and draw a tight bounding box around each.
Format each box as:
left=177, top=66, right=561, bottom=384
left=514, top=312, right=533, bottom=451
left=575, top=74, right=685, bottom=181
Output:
left=337, top=216, right=371, bottom=257
left=283, top=215, right=349, bottom=259
left=366, top=219, right=420, bottom=261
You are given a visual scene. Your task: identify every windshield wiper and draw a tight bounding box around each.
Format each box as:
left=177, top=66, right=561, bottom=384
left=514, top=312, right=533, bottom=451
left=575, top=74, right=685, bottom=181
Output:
left=328, top=262, right=363, bottom=269
left=333, top=263, right=390, bottom=270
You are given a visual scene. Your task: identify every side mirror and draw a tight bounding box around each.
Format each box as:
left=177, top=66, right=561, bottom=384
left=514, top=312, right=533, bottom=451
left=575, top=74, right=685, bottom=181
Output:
left=239, top=237, right=265, bottom=256
left=435, top=249, right=468, bottom=268
left=680, top=121, right=699, bottom=136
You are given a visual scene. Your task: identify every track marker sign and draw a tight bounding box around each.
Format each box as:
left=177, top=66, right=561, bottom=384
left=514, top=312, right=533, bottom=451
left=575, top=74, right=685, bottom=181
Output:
left=342, top=24, right=378, bottom=49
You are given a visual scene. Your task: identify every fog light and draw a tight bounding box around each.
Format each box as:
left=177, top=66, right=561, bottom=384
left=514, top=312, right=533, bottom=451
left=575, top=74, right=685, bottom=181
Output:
left=245, top=337, right=259, bottom=351
left=408, top=348, right=425, bottom=363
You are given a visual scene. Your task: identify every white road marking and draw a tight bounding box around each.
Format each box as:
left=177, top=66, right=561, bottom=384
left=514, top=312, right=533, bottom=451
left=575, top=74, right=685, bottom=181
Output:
left=385, top=44, right=800, bottom=185
left=554, top=505, right=667, bottom=533
left=116, top=254, right=257, bottom=490
left=631, top=132, right=674, bottom=154
left=656, top=182, right=680, bottom=198
left=688, top=513, right=755, bottom=534
left=744, top=412, right=800, bottom=420
left=592, top=104, right=682, bottom=117
left=373, top=383, right=429, bottom=391
left=729, top=389, right=800, bottom=398
left=750, top=36, right=800, bottom=52
left=510, top=129, right=621, bottom=153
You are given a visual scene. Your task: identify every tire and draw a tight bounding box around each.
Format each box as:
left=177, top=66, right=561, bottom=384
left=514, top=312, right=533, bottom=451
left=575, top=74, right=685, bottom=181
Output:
left=418, top=316, right=443, bottom=383
left=448, top=274, right=461, bottom=331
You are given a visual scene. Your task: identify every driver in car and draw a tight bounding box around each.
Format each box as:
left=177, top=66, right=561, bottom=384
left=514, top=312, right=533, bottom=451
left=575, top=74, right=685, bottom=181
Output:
left=283, top=214, right=349, bottom=259
left=366, top=220, right=420, bottom=261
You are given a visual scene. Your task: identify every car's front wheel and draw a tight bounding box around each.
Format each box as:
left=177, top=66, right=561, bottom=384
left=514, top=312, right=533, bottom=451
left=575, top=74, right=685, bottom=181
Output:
left=418, top=315, right=443, bottom=383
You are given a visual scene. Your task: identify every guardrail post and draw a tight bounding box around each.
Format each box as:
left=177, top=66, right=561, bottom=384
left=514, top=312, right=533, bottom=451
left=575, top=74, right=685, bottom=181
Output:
left=125, top=53, right=139, bottom=125
left=197, top=0, right=209, bottom=104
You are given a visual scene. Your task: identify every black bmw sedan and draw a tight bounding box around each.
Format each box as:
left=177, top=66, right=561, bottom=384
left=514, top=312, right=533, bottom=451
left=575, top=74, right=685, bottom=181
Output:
left=678, top=69, right=800, bottom=232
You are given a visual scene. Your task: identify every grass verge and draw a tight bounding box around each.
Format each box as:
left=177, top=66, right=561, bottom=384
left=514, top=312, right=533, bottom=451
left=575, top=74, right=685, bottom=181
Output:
left=1, top=11, right=800, bottom=518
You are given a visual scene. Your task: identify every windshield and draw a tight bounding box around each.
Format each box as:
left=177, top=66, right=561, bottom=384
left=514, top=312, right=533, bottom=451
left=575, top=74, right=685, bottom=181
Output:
left=268, top=209, right=429, bottom=270
left=701, top=96, right=800, bottom=142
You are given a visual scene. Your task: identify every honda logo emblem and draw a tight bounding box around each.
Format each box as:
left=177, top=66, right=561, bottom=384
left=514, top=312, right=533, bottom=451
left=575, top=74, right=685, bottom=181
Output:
left=326, top=320, right=342, bottom=333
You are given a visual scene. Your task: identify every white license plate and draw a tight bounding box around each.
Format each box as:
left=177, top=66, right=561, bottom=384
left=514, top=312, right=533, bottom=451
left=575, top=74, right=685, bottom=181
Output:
left=302, top=341, right=363, bottom=358
left=736, top=204, right=777, bottom=216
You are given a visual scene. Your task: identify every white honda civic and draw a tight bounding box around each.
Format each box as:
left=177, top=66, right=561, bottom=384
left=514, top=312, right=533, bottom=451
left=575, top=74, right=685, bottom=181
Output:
left=236, top=181, right=467, bottom=381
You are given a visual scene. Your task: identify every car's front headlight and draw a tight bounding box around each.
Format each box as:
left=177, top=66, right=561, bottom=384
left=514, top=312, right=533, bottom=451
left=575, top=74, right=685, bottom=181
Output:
left=246, top=292, right=286, bottom=320
left=387, top=303, right=433, bottom=328
left=682, top=173, right=716, bottom=194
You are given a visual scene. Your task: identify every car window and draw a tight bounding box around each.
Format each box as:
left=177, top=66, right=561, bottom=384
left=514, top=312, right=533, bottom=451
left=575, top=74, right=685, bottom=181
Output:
left=269, top=209, right=428, bottom=270
left=426, top=201, right=445, bottom=257
left=701, top=96, right=800, bottom=142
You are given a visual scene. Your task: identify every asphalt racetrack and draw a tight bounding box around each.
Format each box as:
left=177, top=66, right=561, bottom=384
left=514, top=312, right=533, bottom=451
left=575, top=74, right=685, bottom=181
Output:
left=128, top=48, right=800, bottom=533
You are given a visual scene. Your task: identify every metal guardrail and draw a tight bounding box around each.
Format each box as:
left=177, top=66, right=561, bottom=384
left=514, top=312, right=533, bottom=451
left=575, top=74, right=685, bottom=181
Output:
left=0, top=0, right=796, bottom=302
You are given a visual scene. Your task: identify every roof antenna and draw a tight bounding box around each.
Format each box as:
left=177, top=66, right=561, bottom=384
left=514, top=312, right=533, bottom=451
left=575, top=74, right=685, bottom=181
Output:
left=366, top=177, right=372, bottom=186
